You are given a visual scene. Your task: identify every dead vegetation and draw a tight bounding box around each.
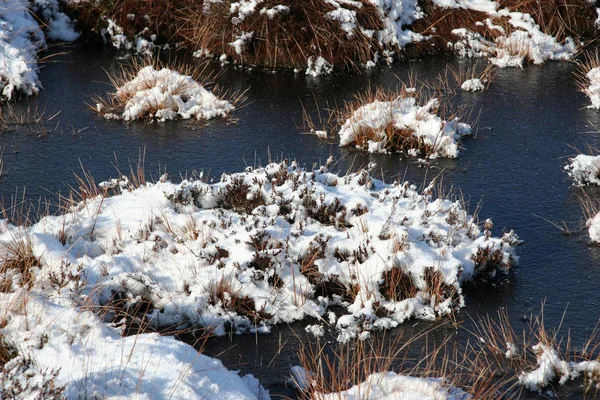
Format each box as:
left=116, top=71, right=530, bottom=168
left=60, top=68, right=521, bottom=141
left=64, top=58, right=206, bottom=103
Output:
left=294, top=307, right=600, bottom=399
left=414, top=0, right=597, bottom=57
left=177, top=0, right=384, bottom=71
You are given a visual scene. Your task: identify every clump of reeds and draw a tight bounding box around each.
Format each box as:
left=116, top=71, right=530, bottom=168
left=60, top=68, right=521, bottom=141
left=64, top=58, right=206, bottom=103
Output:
left=177, top=0, right=383, bottom=71
left=92, top=58, right=245, bottom=122
left=0, top=105, right=60, bottom=137
left=66, top=0, right=180, bottom=44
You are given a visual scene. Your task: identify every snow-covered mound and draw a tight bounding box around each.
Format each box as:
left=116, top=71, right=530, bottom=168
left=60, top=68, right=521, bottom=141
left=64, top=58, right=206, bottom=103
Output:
left=97, top=66, right=234, bottom=121
left=582, top=66, right=600, bottom=109
left=0, top=291, right=269, bottom=399
left=338, top=96, right=472, bottom=158
left=0, top=0, right=78, bottom=100
left=565, top=154, right=600, bottom=186
left=0, top=161, right=519, bottom=342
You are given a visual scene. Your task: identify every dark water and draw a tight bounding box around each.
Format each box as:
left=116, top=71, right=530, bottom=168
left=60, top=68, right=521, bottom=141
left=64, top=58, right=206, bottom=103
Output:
left=2, top=43, right=600, bottom=397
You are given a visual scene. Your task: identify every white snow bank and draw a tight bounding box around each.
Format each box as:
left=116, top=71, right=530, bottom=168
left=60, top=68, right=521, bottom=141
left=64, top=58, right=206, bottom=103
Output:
left=0, top=0, right=78, bottom=100
left=318, top=372, right=469, bottom=399
left=461, top=78, right=484, bottom=92
left=338, top=96, right=471, bottom=158
left=565, top=154, right=600, bottom=186
left=582, top=66, right=600, bottom=109
left=97, top=66, right=234, bottom=121
left=519, top=343, right=600, bottom=393
left=0, top=291, right=269, bottom=399
left=0, top=161, right=519, bottom=343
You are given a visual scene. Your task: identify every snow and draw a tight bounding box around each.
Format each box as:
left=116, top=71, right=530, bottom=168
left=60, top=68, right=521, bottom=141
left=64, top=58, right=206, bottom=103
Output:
left=318, top=372, right=470, bottom=399
left=582, top=67, right=600, bottom=109
left=97, top=66, right=234, bottom=121
left=518, top=343, right=600, bottom=392
left=338, top=96, right=472, bottom=158
left=0, top=0, right=78, bottom=100
left=0, top=162, right=519, bottom=343
left=432, top=0, right=498, bottom=14
left=0, top=291, right=269, bottom=399
left=449, top=8, right=576, bottom=68
left=306, top=56, right=333, bottom=77
left=587, top=212, right=600, bottom=244
left=565, top=154, right=600, bottom=186
left=461, top=78, right=484, bottom=92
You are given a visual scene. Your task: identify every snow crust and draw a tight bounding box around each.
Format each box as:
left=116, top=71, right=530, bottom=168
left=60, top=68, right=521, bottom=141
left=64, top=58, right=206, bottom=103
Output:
left=98, top=66, right=234, bottom=121
left=0, top=0, right=78, bottom=100
left=0, top=291, right=269, bottom=399
left=0, top=162, right=518, bottom=343
left=338, top=96, right=472, bottom=158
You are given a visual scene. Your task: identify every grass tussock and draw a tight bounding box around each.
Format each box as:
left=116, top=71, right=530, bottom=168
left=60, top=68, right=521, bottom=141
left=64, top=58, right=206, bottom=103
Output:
left=92, top=58, right=245, bottom=122
left=336, top=79, right=471, bottom=157
left=177, top=0, right=383, bottom=71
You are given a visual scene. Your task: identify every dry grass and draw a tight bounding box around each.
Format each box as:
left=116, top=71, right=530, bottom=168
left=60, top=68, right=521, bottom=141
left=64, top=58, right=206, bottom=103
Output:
left=448, top=63, right=497, bottom=90
left=575, top=49, right=600, bottom=98
left=0, top=232, right=41, bottom=293
left=67, top=0, right=180, bottom=43
left=498, top=0, right=597, bottom=41
left=177, top=0, right=383, bottom=71
left=0, top=105, right=61, bottom=137
left=208, top=276, right=272, bottom=326
left=413, top=0, right=596, bottom=58
left=293, top=307, right=600, bottom=399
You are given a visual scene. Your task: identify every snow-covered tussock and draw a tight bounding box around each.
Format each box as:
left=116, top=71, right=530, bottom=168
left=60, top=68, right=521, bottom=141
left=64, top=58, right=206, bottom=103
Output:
left=0, top=162, right=519, bottom=342
left=97, top=66, right=234, bottom=121
left=519, top=343, right=600, bottom=392
left=0, top=0, right=78, bottom=100
left=450, top=10, right=576, bottom=68
left=582, top=66, right=600, bottom=109
left=0, top=292, right=269, bottom=399
left=338, top=95, right=471, bottom=158
left=565, top=154, right=600, bottom=186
